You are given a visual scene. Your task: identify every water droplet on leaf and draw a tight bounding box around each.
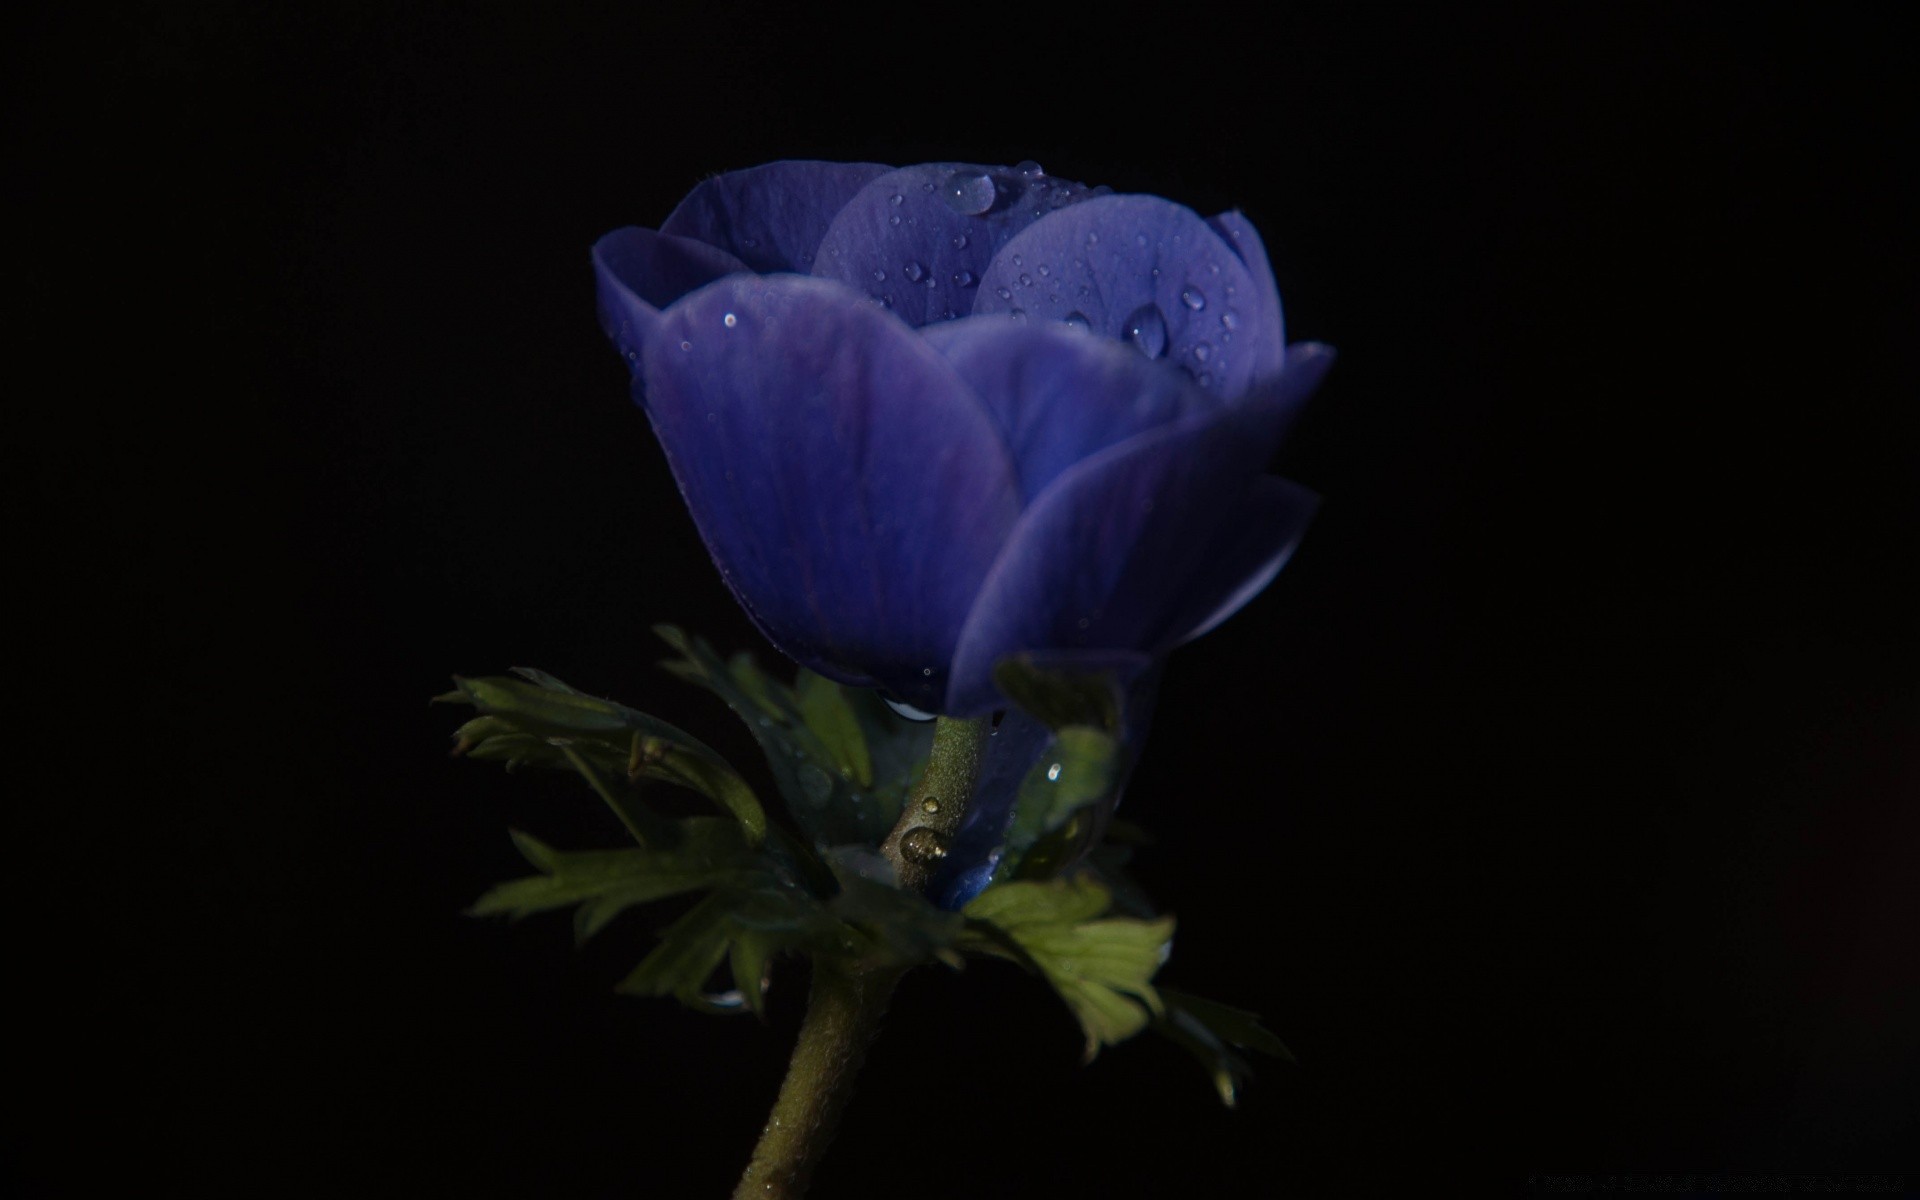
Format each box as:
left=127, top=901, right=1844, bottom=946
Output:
left=1122, top=303, right=1168, bottom=358
left=941, top=171, right=996, bottom=215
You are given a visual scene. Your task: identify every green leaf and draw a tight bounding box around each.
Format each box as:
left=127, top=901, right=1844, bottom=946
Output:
left=963, top=876, right=1176, bottom=1059
left=444, top=670, right=767, bottom=844
left=1154, top=988, right=1295, bottom=1108
left=654, top=626, right=930, bottom=848
left=824, top=849, right=964, bottom=969
left=1000, top=725, right=1119, bottom=882
left=468, top=819, right=753, bottom=933
left=795, top=670, right=874, bottom=789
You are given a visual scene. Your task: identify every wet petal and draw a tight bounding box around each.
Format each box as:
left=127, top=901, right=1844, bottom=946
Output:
left=810, top=162, right=1100, bottom=329
left=971, top=194, right=1265, bottom=400
left=1207, top=210, right=1287, bottom=384
left=637, top=274, right=1022, bottom=710
left=659, top=160, right=891, bottom=274
left=945, top=343, right=1335, bottom=714
left=920, top=317, right=1214, bottom=502
left=593, top=227, right=752, bottom=364
left=1165, top=476, right=1320, bottom=645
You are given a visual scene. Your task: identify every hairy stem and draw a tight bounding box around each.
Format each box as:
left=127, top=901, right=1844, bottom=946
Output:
left=879, top=713, right=994, bottom=894
left=732, top=714, right=993, bottom=1198
left=731, top=962, right=900, bottom=1199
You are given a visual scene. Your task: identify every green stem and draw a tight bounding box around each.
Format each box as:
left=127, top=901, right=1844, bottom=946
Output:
left=732, top=714, right=993, bottom=1198
left=879, top=713, right=994, bottom=894
left=731, top=963, right=900, bottom=1200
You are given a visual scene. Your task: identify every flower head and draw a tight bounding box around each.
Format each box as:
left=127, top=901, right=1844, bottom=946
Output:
left=595, top=160, right=1331, bottom=715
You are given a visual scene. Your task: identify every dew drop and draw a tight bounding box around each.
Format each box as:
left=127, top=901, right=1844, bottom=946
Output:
left=952, top=269, right=976, bottom=288
left=887, top=213, right=902, bottom=227
left=1017, top=273, right=1032, bottom=287
left=1011, top=253, right=1023, bottom=267
left=996, top=286, right=1013, bottom=300
left=889, top=192, right=903, bottom=206
left=921, top=797, right=941, bottom=815
left=951, top=233, right=969, bottom=251
left=679, top=340, right=692, bottom=351
left=1122, top=303, right=1168, bottom=358
left=1036, top=263, right=1051, bottom=278
left=942, top=171, right=997, bottom=215
left=900, top=826, right=950, bottom=866
left=1180, top=286, right=1206, bottom=311
left=1015, top=159, right=1044, bottom=177
left=1046, top=762, right=1063, bottom=782
left=921, top=666, right=933, bottom=676
left=903, top=261, right=925, bottom=283
left=1009, top=308, right=1027, bottom=322
left=1220, top=308, right=1242, bottom=331
left=1135, top=233, right=1149, bottom=248
left=1062, top=311, right=1091, bottom=332
left=872, top=268, right=887, bottom=282
left=722, top=311, right=737, bottom=328
left=1192, top=341, right=1212, bottom=362
left=1086, top=231, right=1099, bottom=245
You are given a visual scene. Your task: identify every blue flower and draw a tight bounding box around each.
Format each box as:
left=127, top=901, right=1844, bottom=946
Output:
left=594, top=160, right=1331, bottom=716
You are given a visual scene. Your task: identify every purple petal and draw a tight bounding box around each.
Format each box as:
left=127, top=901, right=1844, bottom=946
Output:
left=636, top=274, right=1022, bottom=710
left=920, top=317, right=1215, bottom=502
left=1207, top=210, right=1287, bottom=383
left=659, top=160, right=891, bottom=274
left=944, top=343, right=1335, bottom=715
left=1165, top=476, right=1320, bottom=645
left=593, top=227, right=752, bottom=364
left=809, top=162, right=1101, bottom=329
left=971, top=194, right=1269, bottom=401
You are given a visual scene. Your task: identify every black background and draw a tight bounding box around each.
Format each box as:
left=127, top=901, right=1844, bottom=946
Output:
left=16, top=4, right=1917, bottom=1195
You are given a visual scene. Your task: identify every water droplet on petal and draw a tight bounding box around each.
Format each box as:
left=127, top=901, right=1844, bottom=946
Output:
left=1197, top=371, right=1213, bottom=386
left=872, top=268, right=887, bottom=282
left=903, top=261, right=925, bottom=283
left=901, top=826, right=950, bottom=866
left=1062, top=311, right=1091, bottom=332
left=1122, top=303, right=1168, bottom=358
left=942, top=171, right=996, bottom=215
left=741, top=236, right=759, bottom=249
left=1192, top=341, right=1212, bottom=362
left=722, top=312, right=737, bottom=328
left=1180, top=286, right=1206, bottom=311
left=1086, top=231, right=1099, bottom=245
left=1220, top=308, right=1241, bottom=330
left=996, top=286, right=1012, bottom=300
left=921, top=666, right=933, bottom=676
left=951, top=233, right=969, bottom=250
left=1017, top=273, right=1032, bottom=287
left=1015, top=159, right=1044, bottom=177
left=887, top=213, right=902, bottom=227
left=679, top=340, right=692, bottom=351
left=1009, top=308, right=1028, bottom=322
left=1135, top=233, right=1149, bottom=248
left=1036, top=264, right=1051, bottom=278
left=952, top=269, right=976, bottom=288
left=1011, top=253, right=1023, bottom=267
left=889, top=192, right=903, bottom=206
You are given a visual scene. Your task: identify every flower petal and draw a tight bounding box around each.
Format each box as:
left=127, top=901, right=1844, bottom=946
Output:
left=659, top=160, right=891, bottom=274
left=971, top=194, right=1269, bottom=401
left=944, top=343, right=1335, bottom=715
left=919, top=316, right=1215, bottom=502
left=1165, top=475, right=1320, bottom=645
left=1207, top=210, right=1287, bottom=384
left=810, top=163, right=1100, bottom=329
left=635, top=274, right=1021, bottom=710
left=593, top=227, right=752, bottom=364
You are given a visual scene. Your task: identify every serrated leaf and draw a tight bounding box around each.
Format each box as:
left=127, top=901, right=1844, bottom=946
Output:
left=795, top=670, right=873, bottom=788
left=654, top=626, right=929, bottom=847
left=1154, top=988, right=1295, bottom=1107
left=963, top=876, right=1175, bottom=1059
left=616, top=891, right=737, bottom=1006
left=469, top=819, right=753, bottom=929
